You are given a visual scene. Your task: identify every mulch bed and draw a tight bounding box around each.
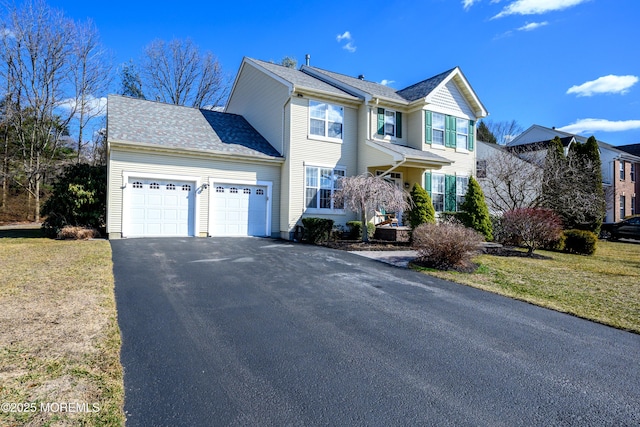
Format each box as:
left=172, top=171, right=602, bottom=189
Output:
left=320, top=240, right=412, bottom=251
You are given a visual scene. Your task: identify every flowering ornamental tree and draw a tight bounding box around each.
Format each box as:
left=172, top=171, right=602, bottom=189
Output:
left=501, top=208, right=563, bottom=255
left=332, top=173, right=409, bottom=242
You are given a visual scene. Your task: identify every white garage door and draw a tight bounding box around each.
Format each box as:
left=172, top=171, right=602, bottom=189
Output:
left=126, top=178, right=195, bottom=237
left=211, top=184, right=268, bottom=236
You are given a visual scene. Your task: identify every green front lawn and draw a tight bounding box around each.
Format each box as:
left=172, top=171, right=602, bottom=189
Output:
left=0, top=234, right=124, bottom=426
left=413, top=240, right=640, bottom=333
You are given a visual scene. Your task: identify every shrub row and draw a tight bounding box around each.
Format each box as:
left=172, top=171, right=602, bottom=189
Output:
left=346, top=220, right=375, bottom=240
left=301, top=217, right=334, bottom=243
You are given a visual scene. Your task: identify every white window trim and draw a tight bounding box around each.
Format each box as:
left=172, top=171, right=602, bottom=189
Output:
left=304, top=164, right=346, bottom=214
left=121, top=171, right=201, bottom=238
left=207, top=178, right=273, bottom=237
left=308, top=99, right=344, bottom=143
left=455, top=174, right=469, bottom=211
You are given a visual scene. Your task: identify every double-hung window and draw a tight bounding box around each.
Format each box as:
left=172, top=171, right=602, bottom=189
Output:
left=456, top=176, right=469, bottom=210
left=631, top=163, right=636, bottom=182
left=456, top=118, right=469, bottom=150
left=431, top=173, right=445, bottom=212
left=620, top=195, right=626, bottom=219
left=620, top=162, right=625, bottom=180
left=305, top=166, right=345, bottom=210
left=309, top=100, right=343, bottom=140
left=432, top=113, right=445, bottom=146
left=425, top=112, right=473, bottom=150
left=377, top=108, right=402, bottom=138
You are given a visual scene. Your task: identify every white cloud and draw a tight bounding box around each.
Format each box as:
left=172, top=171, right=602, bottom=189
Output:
left=343, top=41, right=356, bottom=53
left=567, top=75, right=639, bottom=97
left=379, top=79, right=395, bottom=86
left=336, top=31, right=351, bottom=42
left=493, top=0, right=589, bottom=19
left=517, top=21, right=548, bottom=31
left=462, top=0, right=480, bottom=10
left=558, top=118, right=640, bottom=134
left=58, top=96, right=107, bottom=117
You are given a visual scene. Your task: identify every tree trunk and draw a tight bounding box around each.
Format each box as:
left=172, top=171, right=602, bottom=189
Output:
left=1, top=130, right=8, bottom=213
left=361, top=205, right=369, bottom=243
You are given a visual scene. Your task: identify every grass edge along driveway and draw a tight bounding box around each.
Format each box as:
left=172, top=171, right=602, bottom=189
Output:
left=413, top=240, right=640, bottom=334
left=0, top=231, right=125, bottom=427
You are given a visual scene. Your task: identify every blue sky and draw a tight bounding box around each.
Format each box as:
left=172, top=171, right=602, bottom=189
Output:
left=51, top=0, right=640, bottom=146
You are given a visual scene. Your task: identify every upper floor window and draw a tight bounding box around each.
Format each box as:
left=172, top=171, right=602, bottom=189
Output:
left=425, top=111, right=474, bottom=151
left=309, top=100, right=343, bottom=140
left=620, top=161, right=625, bottom=180
left=305, top=166, right=346, bottom=211
left=456, top=118, right=469, bottom=150
left=631, top=163, right=636, bottom=182
left=432, top=113, right=445, bottom=146
left=376, top=108, right=402, bottom=138
left=476, top=160, right=487, bottom=178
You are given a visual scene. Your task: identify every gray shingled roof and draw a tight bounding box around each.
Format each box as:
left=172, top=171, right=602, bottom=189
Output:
left=396, top=68, right=455, bottom=102
left=107, top=95, right=281, bottom=159
left=369, top=140, right=451, bottom=164
left=302, top=66, right=456, bottom=104
left=617, top=143, right=640, bottom=157
left=248, top=59, right=358, bottom=99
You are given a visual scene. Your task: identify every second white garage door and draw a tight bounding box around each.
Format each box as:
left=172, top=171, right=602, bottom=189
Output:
left=211, top=184, right=268, bottom=236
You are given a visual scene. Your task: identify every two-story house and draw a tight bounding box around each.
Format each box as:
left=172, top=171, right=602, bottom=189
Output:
left=106, top=57, right=487, bottom=239
left=507, top=125, right=640, bottom=222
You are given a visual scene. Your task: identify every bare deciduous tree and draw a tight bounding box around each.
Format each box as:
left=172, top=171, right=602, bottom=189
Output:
left=479, top=145, right=543, bottom=214
left=0, top=0, right=76, bottom=221
left=69, top=20, right=112, bottom=162
left=484, top=119, right=524, bottom=145
left=140, top=38, right=228, bottom=108
left=333, top=173, right=409, bottom=242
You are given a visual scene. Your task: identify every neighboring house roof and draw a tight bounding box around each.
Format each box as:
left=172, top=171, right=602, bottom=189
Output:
left=510, top=124, right=640, bottom=161
left=107, top=95, right=282, bottom=160
left=617, top=143, right=640, bottom=157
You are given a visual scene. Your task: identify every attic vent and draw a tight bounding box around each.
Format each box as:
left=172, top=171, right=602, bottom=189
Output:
left=358, top=74, right=365, bottom=80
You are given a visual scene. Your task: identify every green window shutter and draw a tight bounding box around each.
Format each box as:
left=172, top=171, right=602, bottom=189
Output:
left=396, top=112, right=402, bottom=138
left=445, top=115, right=456, bottom=148
left=468, top=120, right=475, bottom=151
left=445, top=174, right=456, bottom=211
left=424, top=171, right=432, bottom=197
left=377, top=108, right=385, bottom=135
left=425, top=111, right=432, bottom=144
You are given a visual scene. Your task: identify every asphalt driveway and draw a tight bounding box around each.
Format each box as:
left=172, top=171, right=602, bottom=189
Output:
left=112, top=237, right=640, bottom=426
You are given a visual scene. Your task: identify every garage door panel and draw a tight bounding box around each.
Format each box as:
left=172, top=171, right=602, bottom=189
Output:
left=211, top=184, right=268, bottom=237
left=126, top=178, right=195, bottom=237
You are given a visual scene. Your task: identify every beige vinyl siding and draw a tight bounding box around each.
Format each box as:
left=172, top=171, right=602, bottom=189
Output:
left=406, top=110, right=424, bottom=151
left=430, top=80, right=475, bottom=118
left=225, top=62, right=290, bottom=155
left=285, top=96, right=358, bottom=233
left=108, top=147, right=281, bottom=237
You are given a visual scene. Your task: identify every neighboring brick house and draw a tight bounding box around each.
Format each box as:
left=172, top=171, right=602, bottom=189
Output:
left=508, top=125, right=640, bottom=222
left=616, top=143, right=640, bottom=218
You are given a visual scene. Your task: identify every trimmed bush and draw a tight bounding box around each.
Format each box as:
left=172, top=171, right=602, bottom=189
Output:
left=41, top=163, right=106, bottom=237
left=301, top=217, right=334, bottom=243
left=459, top=177, right=493, bottom=241
left=411, top=221, right=484, bottom=270
left=501, top=208, right=562, bottom=255
left=346, top=221, right=375, bottom=240
left=407, top=183, right=435, bottom=228
left=563, top=229, right=597, bottom=255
